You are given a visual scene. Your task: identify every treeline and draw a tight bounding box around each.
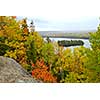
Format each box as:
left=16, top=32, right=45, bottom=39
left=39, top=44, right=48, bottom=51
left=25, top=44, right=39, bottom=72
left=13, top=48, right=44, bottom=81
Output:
left=0, top=16, right=100, bottom=83
left=58, top=40, right=84, bottom=47
left=40, top=31, right=90, bottom=39
left=42, top=36, right=89, bottom=39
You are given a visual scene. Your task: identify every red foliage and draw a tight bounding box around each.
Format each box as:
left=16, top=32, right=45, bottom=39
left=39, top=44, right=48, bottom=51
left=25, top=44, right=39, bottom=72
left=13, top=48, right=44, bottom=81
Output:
left=32, top=63, right=35, bottom=67
left=12, top=16, right=16, bottom=18
left=31, top=59, right=57, bottom=83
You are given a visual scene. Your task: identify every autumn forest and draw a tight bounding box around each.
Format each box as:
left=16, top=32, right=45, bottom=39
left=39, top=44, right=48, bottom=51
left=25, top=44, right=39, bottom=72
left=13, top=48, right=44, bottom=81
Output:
left=0, top=16, right=100, bottom=83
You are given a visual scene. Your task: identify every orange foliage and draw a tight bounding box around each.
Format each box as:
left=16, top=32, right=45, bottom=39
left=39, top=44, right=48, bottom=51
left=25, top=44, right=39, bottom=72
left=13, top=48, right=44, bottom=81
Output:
left=23, top=27, right=29, bottom=34
left=32, top=59, right=57, bottom=83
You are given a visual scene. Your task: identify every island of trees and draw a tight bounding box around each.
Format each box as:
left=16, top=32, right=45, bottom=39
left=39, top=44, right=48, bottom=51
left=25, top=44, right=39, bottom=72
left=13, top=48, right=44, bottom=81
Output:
left=58, top=40, right=84, bottom=47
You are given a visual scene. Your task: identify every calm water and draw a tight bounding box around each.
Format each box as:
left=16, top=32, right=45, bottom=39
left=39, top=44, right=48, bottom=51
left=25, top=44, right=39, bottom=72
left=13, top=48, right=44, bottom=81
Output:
left=44, top=37, right=91, bottom=50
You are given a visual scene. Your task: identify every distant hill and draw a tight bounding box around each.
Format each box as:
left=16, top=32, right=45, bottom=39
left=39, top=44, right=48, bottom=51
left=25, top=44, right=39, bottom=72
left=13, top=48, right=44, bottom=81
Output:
left=38, top=30, right=96, bottom=35
left=38, top=30, right=96, bottom=39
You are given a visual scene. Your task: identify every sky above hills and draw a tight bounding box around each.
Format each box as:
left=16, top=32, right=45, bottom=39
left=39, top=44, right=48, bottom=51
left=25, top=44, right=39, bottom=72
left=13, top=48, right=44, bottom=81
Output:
left=16, top=0, right=100, bottom=31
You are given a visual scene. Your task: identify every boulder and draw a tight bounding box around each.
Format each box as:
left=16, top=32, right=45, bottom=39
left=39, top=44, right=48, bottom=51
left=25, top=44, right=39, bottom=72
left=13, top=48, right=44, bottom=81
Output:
left=0, top=56, right=40, bottom=83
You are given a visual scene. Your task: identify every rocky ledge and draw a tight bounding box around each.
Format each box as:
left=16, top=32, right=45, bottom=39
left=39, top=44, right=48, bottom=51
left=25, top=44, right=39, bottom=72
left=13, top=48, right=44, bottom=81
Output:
left=0, top=56, right=40, bottom=83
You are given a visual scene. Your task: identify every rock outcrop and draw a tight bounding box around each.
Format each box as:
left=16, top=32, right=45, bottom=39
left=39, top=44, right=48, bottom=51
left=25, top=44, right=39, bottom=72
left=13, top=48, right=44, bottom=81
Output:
left=0, top=56, right=40, bottom=83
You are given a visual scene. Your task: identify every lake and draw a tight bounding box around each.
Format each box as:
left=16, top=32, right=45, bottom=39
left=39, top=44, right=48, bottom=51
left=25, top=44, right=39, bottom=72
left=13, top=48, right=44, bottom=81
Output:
left=44, top=37, right=91, bottom=50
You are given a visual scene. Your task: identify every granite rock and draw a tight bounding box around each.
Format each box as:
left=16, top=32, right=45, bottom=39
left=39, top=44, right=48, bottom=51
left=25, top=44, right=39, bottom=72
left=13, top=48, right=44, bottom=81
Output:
left=0, top=56, right=40, bottom=83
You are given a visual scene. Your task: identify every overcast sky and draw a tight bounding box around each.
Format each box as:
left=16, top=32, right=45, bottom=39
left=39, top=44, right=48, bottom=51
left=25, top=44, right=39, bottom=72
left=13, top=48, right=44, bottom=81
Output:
left=15, top=0, right=100, bottom=31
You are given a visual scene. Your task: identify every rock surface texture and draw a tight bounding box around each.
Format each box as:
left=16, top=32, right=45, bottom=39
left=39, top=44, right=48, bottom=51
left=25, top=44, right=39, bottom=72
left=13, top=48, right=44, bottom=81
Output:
left=0, top=56, right=40, bottom=83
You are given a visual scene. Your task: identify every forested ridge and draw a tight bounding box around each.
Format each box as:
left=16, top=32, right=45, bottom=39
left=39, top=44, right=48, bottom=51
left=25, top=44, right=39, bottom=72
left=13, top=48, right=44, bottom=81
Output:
left=0, top=16, right=100, bottom=83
